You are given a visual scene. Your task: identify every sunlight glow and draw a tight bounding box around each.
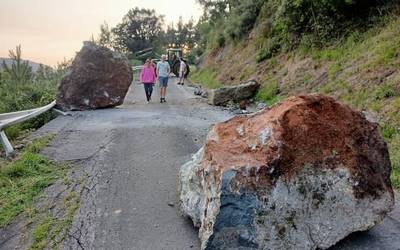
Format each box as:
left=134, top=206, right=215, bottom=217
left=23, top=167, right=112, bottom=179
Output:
left=0, top=0, right=202, bottom=66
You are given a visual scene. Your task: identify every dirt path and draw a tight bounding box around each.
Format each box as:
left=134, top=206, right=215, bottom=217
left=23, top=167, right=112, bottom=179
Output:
left=1, top=77, right=399, bottom=250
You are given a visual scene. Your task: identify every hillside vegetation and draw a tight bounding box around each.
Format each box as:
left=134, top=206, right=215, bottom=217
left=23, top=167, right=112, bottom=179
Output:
left=0, top=46, right=69, bottom=144
left=191, top=0, right=400, bottom=188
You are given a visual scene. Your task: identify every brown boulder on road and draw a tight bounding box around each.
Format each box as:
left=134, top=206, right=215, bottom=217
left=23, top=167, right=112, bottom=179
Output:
left=56, top=42, right=133, bottom=111
left=179, top=94, right=394, bottom=250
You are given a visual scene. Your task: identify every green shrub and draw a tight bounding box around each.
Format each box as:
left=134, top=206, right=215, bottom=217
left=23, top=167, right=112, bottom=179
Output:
left=375, top=83, right=398, bottom=100
left=4, top=126, right=25, bottom=141
left=206, top=28, right=226, bottom=50
left=256, top=48, right=272, bottom=63
left=389, top=133, right=400, bottom=189
left=32, top=217, right=54, bottom=249
left=256, top=37, right=281, bottom=63
left=0, top=136, right=62, bottom=227
left=272, top=0, right=395, bottom=48
left=189, top=67, right=222, bottom=89
left=224, top=0, right=264, bottom=40
left=216, top=33, right=226, bottom=48
left=381, top=123, right=398, bottom=140
left=256, top=80, right=281, bottom=105
left=0, top=48, right=66, bottom=141
left=198, top=0, right=396, bottom=52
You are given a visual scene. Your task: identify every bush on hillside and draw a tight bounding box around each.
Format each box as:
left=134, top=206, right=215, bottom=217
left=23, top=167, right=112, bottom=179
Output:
left=198, top=0, right=396, bottom=54
left=0, top=46, right=68, bottom=140
left=224, top=0, right=264, bottom=40
left=272, top=0, right=395, bottom=48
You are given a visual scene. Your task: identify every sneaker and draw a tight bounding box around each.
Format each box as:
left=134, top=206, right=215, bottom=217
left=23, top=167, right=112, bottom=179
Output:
left=160, top=98, right=163, bottom=103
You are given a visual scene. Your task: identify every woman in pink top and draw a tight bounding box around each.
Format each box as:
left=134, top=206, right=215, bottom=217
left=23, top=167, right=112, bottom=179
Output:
left=140, top=58, right=157, bottom=103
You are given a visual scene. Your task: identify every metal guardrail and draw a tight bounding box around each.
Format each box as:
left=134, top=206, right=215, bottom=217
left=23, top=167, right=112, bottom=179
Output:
left=132, top=65, right=142, bottom=83
left=0, top=101, right=57, bottom=157
left=1, top=66, right=143, bottom=158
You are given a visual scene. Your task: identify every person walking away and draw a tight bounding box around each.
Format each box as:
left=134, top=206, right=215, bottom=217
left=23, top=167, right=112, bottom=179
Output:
left=177, top=57, right=187, bottom=85
left=140, top=59, right=156, bottom=103
left=156, top=55, right=170, bottom=103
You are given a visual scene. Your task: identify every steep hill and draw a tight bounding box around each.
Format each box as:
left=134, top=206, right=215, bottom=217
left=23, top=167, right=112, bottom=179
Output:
left=191, top=7, right=400, bottom=188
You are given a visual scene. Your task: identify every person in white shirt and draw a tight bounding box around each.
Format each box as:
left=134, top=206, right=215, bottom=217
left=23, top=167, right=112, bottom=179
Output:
left=177, top=57, right=187, bottom=85
left=156, top=55, right=171, bottom=103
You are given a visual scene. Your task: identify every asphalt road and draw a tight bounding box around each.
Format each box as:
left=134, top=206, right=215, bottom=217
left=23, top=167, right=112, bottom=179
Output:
left=44, top=78, right=231, bottom=250
left=2, top=77, right=398, bottom=250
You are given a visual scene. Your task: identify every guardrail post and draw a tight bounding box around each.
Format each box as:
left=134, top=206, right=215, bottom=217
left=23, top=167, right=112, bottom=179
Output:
left=0, top=130, right=14, bottom=158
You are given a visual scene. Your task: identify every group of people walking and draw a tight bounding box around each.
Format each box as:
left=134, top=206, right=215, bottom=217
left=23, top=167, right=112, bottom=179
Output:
left=139, top=55, right=187, bottom=103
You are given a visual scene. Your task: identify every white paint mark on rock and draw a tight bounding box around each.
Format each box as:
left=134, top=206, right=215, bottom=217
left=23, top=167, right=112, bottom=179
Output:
left=247, top=142, right=257, bottom=150
left=236, top=126, right=244, bottom=136
left=259, top=127, right=271, bottom=145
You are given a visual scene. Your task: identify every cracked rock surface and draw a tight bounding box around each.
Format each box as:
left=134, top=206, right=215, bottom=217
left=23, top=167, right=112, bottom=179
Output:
left=179, top=94, right=395, bottom=250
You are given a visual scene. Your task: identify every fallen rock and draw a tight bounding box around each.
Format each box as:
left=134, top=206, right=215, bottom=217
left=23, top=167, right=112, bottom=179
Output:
left=256, top=102, right=268, bottom=110
left=56, top=41, right=133, bottom=110
left=208, top=80, right=260, bottom=106
left=239, top=100, right=247, bottom=110
left=362, top=111, right=379, bottom=124
left=194, top=86, right=209, bottom=99
left=194, top=87, right=203, bottom=96
left=194, top=86, right=205, bottom=95
left=179, top=94, right=394, bottom=250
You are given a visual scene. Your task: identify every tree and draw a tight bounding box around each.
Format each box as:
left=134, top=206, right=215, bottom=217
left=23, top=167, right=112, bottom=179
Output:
left=111, top=8, right=164, bottom=53
left=165, top=17, right=199, bottom=50
left=34, top=64, right=54, bottom=82
left=97, top=21, right=113, bottom=48
left=1, top=45, right=32, bottom=88
left=197, top=0, right=241, bottom=21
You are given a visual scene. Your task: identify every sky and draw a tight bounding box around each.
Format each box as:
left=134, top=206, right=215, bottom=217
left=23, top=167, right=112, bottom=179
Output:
left=0, top=0, right=202, bottom=66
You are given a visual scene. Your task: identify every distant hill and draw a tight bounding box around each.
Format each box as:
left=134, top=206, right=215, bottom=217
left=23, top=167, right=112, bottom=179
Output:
left=0, top=57, right=50, bottom=72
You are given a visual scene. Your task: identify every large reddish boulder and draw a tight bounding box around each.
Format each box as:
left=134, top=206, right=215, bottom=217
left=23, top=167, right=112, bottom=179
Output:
left=179, top=94, right=394, bottom=250
left=56, top=42, right=133, bottom=110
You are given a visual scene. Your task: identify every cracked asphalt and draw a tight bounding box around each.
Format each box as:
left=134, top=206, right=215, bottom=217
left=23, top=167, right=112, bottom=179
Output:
left=1, top=77, right=399, bottom=250
left=39, top=78, right=232, bottom=250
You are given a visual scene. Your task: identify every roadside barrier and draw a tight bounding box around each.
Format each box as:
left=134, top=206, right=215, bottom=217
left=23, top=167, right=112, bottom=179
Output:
left=1, top=66, right=143, bottom=158
left=132, top=65, right=142, bottom=83
left=0, top=101, right=66, bottom=157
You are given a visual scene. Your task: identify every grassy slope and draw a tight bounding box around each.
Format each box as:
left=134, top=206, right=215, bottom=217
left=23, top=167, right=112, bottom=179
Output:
left=0, top=136, right=63, bottom=227
left=0, top=136, right=81, bottom=250
left=193, top=16, right=400, bottom=188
